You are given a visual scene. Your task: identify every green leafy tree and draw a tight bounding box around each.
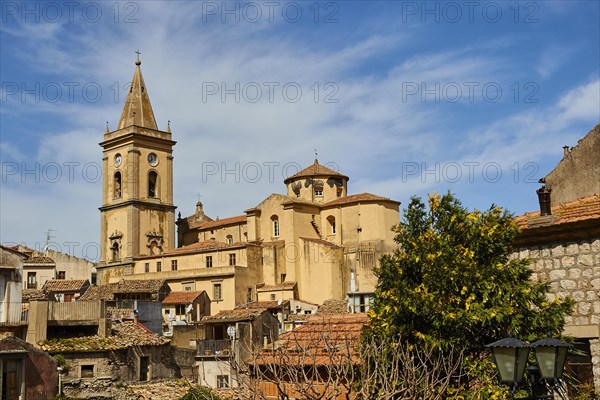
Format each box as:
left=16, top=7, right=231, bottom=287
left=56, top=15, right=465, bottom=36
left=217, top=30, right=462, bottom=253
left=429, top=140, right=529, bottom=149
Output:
left=366, top=192, right=573, bottom=397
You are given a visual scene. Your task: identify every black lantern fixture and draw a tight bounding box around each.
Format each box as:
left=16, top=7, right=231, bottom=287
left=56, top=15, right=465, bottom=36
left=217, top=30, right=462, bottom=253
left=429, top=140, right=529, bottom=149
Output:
left=486, top=338, right=530, bottom=386
left=531, top=337, right=571, bottom=382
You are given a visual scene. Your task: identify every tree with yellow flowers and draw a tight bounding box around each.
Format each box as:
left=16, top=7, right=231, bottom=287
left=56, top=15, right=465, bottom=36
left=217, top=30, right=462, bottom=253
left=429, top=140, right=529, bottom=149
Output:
left=364, top=192, right=573, bottom=399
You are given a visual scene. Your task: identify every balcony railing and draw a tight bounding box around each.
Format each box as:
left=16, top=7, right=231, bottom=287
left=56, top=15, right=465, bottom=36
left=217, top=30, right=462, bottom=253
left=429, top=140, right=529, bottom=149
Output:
left=48, top=301, right=104, bottom=321
left=0, top=302, right=28, bottom=325
left=197, top=339, right=232, bottom=357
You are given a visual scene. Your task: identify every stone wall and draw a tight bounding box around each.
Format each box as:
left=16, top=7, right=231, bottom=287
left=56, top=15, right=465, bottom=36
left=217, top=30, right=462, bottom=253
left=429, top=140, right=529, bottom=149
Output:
left=514, top=237, right=600, bottom=387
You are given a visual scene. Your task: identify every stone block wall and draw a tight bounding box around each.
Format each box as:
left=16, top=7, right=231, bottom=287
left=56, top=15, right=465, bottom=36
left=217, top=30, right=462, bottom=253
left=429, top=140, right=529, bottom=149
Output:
left=513, top=238, right=600, bottom=388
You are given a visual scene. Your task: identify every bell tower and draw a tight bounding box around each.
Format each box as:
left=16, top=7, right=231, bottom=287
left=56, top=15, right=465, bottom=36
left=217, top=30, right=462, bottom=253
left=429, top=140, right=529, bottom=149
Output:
left=98, top=53, right=176, bottom=280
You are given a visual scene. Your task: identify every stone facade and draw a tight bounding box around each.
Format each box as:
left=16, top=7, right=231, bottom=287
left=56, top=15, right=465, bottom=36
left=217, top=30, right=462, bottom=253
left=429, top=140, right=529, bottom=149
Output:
left=543, top=124, right=600, bottom=207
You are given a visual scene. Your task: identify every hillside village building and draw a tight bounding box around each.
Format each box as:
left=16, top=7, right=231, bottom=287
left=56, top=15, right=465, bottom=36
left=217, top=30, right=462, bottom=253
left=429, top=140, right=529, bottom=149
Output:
left=515, top=124, right=600, bottom=390
left=96, top=57, right=401, bottom=314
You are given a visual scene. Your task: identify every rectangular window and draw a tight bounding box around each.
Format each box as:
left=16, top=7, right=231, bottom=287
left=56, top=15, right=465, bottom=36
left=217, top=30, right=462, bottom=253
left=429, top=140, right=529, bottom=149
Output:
left=206, top=256, right=213, bottom=268
left=217, top=375, right=229, bottom=388
left=270, top=293, right=276, bottom=301
left=157, top=262, right=162, bottom=272
left=176, top=304, right=186, bottom=315
left=213, top=283, right=222, bottom=301
left=27, top=272, right=37, bottom=289
left=81, top=365, right=94, bottom=378
left=171, top=260, right=178, bottom=271
left=144, top=263, right=150, bottom=273
left=315, top=189, right=323, bottom=196
left=247, top=287, right=253, bottom=303
left=280, top=273, right=286, bottom=283
left=229, top=253, right=236, bottom=266
left=57, top=271, right=66, bottom=280
left=91, top=273, right=97, bottom=285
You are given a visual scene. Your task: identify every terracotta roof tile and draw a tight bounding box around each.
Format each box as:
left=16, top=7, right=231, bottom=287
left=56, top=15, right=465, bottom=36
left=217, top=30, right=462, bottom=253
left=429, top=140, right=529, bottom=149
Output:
left=197, top=215, right=247, bottom=230
left=162, top=291, right=203, bottom=305
left=114, top=279, right=167, bottom=294
left=515, top=193, right=600, bottom=229
left=43, top=279, right=89, bottom=293
left=22, top=289, right=47, bottom=301
left=236, top=300, right=290, bottom=310
left=40, top=321, right=169, bottom=352
left=79, top=283, right=118, bottom=301
left=255, top=314, right=368, bottom=366
left=201, top=308, right=269, bottom=323
left=322, top=192, right=398, bottom=207
left=284, top=160, right=348, bottom=183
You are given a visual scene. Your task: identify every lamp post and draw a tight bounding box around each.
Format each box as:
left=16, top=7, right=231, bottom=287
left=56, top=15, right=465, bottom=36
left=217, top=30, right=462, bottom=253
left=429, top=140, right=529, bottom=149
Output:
left=486, top=336, right=571, bottom=399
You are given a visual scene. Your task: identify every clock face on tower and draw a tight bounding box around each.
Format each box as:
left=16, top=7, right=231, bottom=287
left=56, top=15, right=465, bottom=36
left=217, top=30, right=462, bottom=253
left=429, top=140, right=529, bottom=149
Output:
left=114, top=154, right=122, bottom=167
left=147, top=153, right=158, bottom=166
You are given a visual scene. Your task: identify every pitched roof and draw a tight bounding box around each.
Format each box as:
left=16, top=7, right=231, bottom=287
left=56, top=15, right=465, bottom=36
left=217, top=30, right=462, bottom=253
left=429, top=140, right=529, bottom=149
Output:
left=284, top=160, right=348, bottom=184
left=43, top=279, right=89, bottom=293
left=117, top=57, right=158, bottom=130
left=40, top=321, right=169, bottom=353
left=322, top=192, right=400, bottom=207
left=22, top=289, right=48, bottom=301
left=162, top=291, right=204, bottom=305
left=235, top=300, right=290, bottom=310
left=201, top=308, right=270, bottom=323
left=0, top=245, right=28, bottom=259
left=254, top=314, right=368, bottom=366
left=515, top=193, right=600, bottom=229
left=196, top=215, right=247, bottom=230
left=114, top=279, right=167, bottom=294
left=256, top=282, right=297, bottom=292
left=79, top=283, right=118, bottom=301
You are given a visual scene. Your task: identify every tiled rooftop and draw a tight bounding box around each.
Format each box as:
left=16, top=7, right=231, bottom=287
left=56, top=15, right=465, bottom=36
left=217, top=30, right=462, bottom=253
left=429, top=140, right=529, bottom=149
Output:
left=255, top=313, right=368, bottom=366
left=162, top=291, right=203, bottom=305
left=197, top=215, right=247, bottom=230
left=323, top=192, right=398, bottom=207
left=114, top=279, right=167, bottom=294
left=43, top=279, right=89, bottom=293
left=40, top=321, right=170, bottom=352
left=201, top=308, right=269, bottom=323
left=236, top=300, right=290, bottom=310
left=22, top=289, right=47, bottom=301
left=79, top=283, right=118, bottom=301
left=515, top=193, right=600, bottom=229
left=284, top=160, right=348, bottom=183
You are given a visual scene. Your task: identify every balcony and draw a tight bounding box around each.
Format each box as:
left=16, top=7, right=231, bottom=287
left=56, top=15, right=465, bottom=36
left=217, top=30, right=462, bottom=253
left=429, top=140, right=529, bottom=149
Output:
left=197, top=339, right=232, bottom=357
left=48, top=301, right=105, bottom=325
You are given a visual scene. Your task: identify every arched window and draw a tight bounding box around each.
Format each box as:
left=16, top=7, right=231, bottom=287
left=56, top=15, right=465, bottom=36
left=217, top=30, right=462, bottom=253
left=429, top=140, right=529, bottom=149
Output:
left=327, top=216, right=336, bottom=234
left=272, top=215, right=280, bottom=237
left=148, top=171, right=158, bottom=197
left=114, top=171, right=122, bottom=198
left=149, top=240, right=162, bottom=255
left=226, top=235, right=233, bottom=244
left=111, top=242, right=120, bottom=261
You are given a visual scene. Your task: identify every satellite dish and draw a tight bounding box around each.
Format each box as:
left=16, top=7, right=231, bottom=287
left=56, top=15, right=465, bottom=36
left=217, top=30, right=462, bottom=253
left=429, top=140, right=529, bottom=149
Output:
left=227, top=325, right=236, bottom=339
left=277, top=298, right=283, bottom=306
left=186, top=304, right=193, bottom=313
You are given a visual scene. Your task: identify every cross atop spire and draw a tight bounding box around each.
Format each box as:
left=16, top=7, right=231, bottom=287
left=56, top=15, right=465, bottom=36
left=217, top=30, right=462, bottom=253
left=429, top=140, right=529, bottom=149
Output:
left=117, top=52, right=158, bottom=130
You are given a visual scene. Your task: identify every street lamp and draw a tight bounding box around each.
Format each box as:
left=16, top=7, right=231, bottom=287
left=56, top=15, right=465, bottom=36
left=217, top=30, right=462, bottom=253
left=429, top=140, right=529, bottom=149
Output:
left=531, top=338, right=571, bottom=382
left=486, top=338, right=530, bottom=387
left=486, top=336, right=571, bottom=399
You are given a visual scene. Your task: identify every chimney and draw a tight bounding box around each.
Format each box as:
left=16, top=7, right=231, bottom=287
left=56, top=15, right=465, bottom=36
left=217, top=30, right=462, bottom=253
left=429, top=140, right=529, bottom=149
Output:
left=563, top=145, right=569, bottom=157
left=536, top=186, right=552, bottom=216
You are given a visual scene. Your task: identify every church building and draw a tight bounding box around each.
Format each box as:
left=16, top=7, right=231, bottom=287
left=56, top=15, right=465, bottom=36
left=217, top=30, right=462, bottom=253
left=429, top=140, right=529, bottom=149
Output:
left=96, top=57, right=401, bottom=315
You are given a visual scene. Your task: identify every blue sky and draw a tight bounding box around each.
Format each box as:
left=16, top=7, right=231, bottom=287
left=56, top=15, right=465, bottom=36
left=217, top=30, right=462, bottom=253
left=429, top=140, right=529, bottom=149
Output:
left=1, top=1, right=599, bottom=261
